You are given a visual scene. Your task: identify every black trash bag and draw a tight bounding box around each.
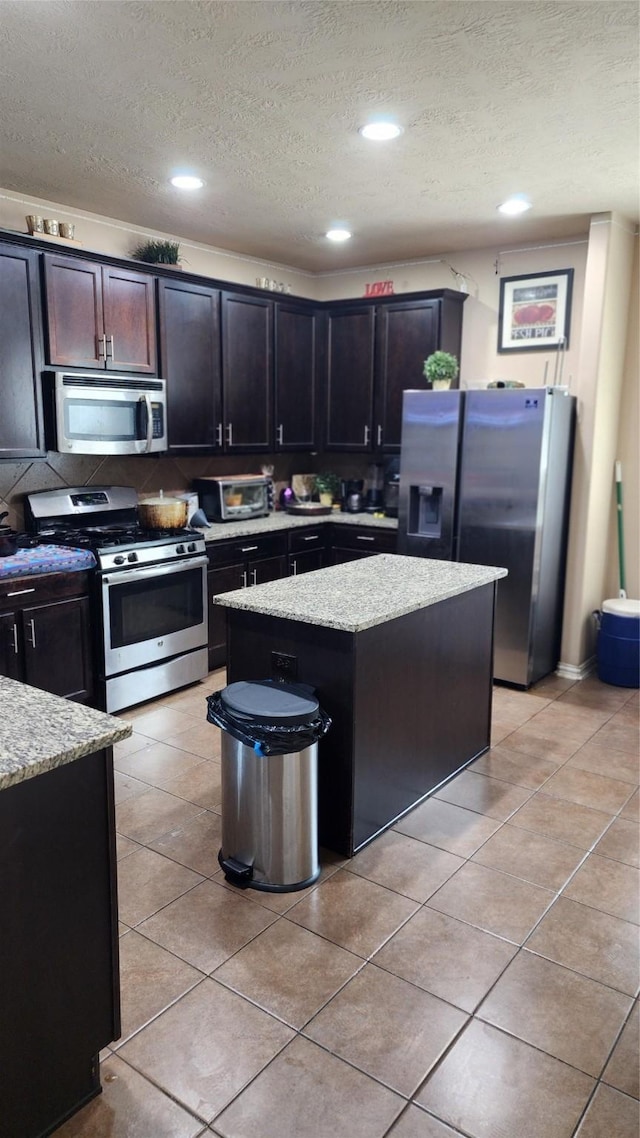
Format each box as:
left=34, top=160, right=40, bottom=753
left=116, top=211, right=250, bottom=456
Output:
left=206, top=679, right=331, bottom=756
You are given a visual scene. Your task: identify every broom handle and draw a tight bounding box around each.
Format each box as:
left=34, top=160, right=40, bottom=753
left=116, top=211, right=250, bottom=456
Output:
left=615, top=461, right=627, bottom=597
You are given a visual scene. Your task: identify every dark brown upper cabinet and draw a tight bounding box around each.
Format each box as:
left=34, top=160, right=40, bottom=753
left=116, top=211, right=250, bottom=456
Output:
left=324, top=306, right=376, bottom=451
left=158, top=278, right=221, bottom=454
left=44, top=254, right=157, bottom=373
left=374, top=298, right=439, bottom=451
left=0, top=243, right=46, bottom=458
left=274, top=302, right=319, bottom=452
left=221, top=292, right=272, bottom=452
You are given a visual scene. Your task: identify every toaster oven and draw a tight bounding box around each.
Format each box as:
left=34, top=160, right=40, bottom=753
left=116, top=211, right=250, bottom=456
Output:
left=193, top=476, right=271, bottom=523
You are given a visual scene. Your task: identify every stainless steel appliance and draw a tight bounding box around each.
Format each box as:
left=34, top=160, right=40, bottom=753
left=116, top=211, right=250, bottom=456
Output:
left=193, top=475, right=270, bottom=522
left=45, top=371, right=167, bottom=455
left=340, top=479, right=364, bottom=513
left=398, top=387, right=576, bottom=687
left=25, top=487, right=208, bottom=712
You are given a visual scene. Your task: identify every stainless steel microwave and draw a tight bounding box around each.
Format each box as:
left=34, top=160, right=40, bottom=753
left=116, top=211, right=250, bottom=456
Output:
left=46, top=370, right=167, bottom=455
left=193, top=475, right=271, bottom=522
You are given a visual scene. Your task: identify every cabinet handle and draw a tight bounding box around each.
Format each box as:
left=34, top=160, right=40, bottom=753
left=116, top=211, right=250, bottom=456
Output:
left=357, top=535, right=375, bottom=542
left=251, top=568, right=258, bottom=586
left=364, top=425, right=370, bottom=446
left=377, top=424, right=383, bottom=446
left=303, top=535, right=319, bottom=542
left=241, top=570, right=248, bottom=588
left=241, top=545, right=258, bottom=553
left=11, top=623, right=18, bottom=655
left=216, top=422, right=223, bottom=447
left=226, top=422, right=233, bottom=446
left=7, top=587, right=35, bottom=597
left=97, top=333, right=106, bottom=359
left=291, top=559, right=297, bottom=575
left=106, top=334, right=115, bottom=359
left=276, top=424, right=284, bottom=446
left=26, top=618, right=36, bottom=647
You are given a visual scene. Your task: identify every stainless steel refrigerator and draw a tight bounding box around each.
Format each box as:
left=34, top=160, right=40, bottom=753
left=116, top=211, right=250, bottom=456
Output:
left=398, top=387, right=576, bottom=687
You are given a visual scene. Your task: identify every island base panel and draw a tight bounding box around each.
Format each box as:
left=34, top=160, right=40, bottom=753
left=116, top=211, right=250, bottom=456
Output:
left=226, top=582, right=495, bottom=857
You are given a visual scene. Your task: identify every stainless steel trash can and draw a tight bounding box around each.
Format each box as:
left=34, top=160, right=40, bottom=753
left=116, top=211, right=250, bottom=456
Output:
left=207, top=680, right=331, bottom=892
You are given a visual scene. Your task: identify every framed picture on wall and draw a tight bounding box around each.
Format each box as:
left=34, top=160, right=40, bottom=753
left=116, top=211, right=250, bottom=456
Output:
left=497, top=268, right=574, bottom=353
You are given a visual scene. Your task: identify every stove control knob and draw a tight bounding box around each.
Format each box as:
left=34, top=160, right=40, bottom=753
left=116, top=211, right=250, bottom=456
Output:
left=187, top=542, right=197, bottom=553
left=127, top=552, right=138, bottom=563
left=176, top=544, right=185, bottom=554
left=114, top=555, right=125, bottom=565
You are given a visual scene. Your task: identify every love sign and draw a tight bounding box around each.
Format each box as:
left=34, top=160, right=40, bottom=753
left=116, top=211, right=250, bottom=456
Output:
left=363, top=280, right=395, bottom=297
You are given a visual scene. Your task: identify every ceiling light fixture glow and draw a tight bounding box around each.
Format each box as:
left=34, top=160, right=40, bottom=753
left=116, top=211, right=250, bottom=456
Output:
left=498, top=195, right=532, bottom=216
left=326, top=228, right=352, bottom=242
left=359, top=121, right=403, bottom=141
left=170, top=174, right=204, bottom=190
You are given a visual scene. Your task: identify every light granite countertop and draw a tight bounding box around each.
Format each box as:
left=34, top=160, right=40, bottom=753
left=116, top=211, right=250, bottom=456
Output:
left=0, top=676, right=132, bottom=791
left=200, top=511, right=397, bottom=543
left=215, top=553, right=507, bottom=632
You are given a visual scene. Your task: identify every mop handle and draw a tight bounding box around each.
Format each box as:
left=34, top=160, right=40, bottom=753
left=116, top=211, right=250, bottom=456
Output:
left=615, top=460, right=627, bottom=598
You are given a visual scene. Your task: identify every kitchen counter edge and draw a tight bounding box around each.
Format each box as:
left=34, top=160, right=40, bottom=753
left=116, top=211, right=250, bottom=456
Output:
left=200, top=511, right=397, bottom=543
left=0, top=676, right=132, bottom=791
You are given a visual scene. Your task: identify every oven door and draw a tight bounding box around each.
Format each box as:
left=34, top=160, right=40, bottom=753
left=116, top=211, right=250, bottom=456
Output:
left=101, top=556, right=208, bottom=677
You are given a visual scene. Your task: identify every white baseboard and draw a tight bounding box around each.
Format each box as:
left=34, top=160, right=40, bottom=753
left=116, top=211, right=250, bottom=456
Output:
left=556, top=657, right=596, bottom=682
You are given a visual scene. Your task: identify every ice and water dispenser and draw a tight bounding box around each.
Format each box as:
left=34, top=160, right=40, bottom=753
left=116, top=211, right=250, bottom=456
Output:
left=408, top=484, right=444, bottom=539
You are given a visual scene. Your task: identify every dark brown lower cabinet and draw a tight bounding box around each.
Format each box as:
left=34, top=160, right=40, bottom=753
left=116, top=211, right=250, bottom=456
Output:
left=226, top=583, right=496, bottom=857
left=290, top=547, right=324, bottom=575
left=0, top=747, right=119, bottom=1138
left=0, top=574, right=93, bottom=702
left=206, top=536, right=288, bottom=669
left=208, top=562, right=245, bottom=669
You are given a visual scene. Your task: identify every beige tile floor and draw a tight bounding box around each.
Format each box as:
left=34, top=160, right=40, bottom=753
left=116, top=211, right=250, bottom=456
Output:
left=57, top=671, right=639, bottom=1138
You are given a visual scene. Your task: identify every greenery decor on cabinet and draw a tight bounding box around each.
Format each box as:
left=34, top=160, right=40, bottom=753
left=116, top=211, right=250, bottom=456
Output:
left=131, top=239, right=181, bottom=265
left=423, top=350, right=459, bottom=390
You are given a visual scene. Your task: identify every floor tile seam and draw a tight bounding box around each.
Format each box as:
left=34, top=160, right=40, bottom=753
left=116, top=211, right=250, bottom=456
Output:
left=119, top=870, right=214, bottom=931
left=458, top=1017, right=601, bottom=1092
left=469, top=838, right=592, bottom=893
left=112, top=971, right=209, bottom=1054
left=280, top=901, right=420, bottom=965
left=539, top=774, right=639, bottom=814
left=382, top=1101, right=473, bottom=1138
left=424, top=873, right=559, bottom=948
left=504, top=810, right=618, bottom=850
left=468, top=758, right=562, bottom=793
left=432, top=782, right=538, bottom=823
left=518, top=943, right=640, bottom=1000
left=114, top=753, right=220, bottom=791
left=593, top=999, right=640, bottom=1098
left=339, top=858, right=465, bottom=906
left=117, top=783, right=221, bottom=822
left=102, top=1047, right=210, bottom=1128
left=554, top=879, right=640, bottom=927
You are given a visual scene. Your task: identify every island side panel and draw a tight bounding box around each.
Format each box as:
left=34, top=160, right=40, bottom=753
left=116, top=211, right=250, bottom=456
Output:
left=226, top=609, right=357, bottom=856
left=0, top=748, right=120, bottom=1138
left=351, top=583, right=496, bottom=851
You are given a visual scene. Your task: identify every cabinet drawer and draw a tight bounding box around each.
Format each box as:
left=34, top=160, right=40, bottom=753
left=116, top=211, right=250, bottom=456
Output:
left=288, top=527, right=327, bottom=554
left=207, top=532, right=287, bottom=568
left=329, top=526, right=397, bottom=553
left=0, top=571, right=91, bottom=611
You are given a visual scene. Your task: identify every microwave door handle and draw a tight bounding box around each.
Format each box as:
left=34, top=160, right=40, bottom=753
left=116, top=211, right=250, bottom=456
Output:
left=140, top=394, right=153, bottom=452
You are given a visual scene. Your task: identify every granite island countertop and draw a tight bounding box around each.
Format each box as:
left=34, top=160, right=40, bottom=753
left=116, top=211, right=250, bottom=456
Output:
left=215, top=553, right=507, bottom=633
left=0, top=676, right=132, bottom=791
left=199, top=510, right=397, bottom=543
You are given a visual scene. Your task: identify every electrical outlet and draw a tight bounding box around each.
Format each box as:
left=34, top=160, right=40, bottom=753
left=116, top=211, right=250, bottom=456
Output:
left=271, top=651, right=298, bottom=681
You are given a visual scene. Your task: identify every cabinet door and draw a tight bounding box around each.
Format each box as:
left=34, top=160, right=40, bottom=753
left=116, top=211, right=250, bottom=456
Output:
left=159, top=279, right=221, bottom=453
left=222, top=293, right=272, bottom=451
left=0, top=612, right=21, bottom=679
left=43, top=254, right=105, bottom=369
left=249, top=554, right=288, bottom=587
left=325, top=307, right=375, bottom=451
left=289, top=548, right=324, bottom=576
left=274, top=303, right=318, bottom=450
left=21, top=596, right=93, bottom=702
left=0, top=244, right=46, bottom=457
left=375, top=300, right=439, bottom=451
left=103, top=266, right=157, bottom=373
left=208, top=563, right=245, bottom=669
left=331, top=548, right=373, bottom=565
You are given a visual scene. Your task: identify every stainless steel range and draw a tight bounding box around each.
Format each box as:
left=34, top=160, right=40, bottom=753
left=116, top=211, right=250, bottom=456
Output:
left=25, top=486, right=208, bottom=713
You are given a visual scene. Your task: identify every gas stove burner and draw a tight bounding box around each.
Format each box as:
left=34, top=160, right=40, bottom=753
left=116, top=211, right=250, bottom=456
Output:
left=38, top=524, right=201, bottom=551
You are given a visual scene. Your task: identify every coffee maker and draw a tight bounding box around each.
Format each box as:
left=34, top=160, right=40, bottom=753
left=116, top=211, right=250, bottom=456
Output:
left=341, top=479, right=364, bottom=513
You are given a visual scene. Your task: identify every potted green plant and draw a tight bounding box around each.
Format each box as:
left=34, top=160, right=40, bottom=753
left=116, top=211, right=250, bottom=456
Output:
left=314, top=471, right=341, bottom=507
left=423, top=350, right=459, bottom=390
left=130, top=239, right=182, bottom=267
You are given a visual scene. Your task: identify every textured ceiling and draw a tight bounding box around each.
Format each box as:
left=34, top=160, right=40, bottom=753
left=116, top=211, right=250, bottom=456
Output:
left=0, top=0, right=638, bottom=271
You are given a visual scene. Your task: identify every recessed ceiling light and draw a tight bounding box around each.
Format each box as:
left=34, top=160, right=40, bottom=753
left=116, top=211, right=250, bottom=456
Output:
left=359, top=121, right=403, bottom=141
left=326, top=229, right=352, bottom=242
left=498, top=195, right=532, bottom=216
left=170, top=174, right=204, bottom=190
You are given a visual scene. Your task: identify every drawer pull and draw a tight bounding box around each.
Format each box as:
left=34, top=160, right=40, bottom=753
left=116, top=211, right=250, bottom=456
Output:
left=357, top=535, right=375, bottom=542
left=26, top=618, right=36, bottom=648
left=303, top=535, right=319, bottom=542
left=12, top=623, right=18, bottom=654
left=7, top=587, right=36, bottom=597
left=241, top=545, right=258, bottom=553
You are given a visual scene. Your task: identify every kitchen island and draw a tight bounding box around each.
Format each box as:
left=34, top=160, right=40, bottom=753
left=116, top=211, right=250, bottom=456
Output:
left=216, top=554, right=507, bottom=856
left=0, top=677, right=131, bottom=1138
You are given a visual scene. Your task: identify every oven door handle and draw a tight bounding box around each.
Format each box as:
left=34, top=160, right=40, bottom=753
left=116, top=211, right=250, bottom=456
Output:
left=140, top=393, right=153, bottom=453
left=102, top=555, right=208, bottom=586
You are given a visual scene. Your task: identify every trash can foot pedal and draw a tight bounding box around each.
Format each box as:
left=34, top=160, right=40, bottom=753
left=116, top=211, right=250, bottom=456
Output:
left=218, top=851, right=253, bottom=887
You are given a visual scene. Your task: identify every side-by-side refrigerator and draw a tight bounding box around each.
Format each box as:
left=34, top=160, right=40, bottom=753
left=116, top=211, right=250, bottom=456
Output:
left=398, top=387, right=576, bottom=687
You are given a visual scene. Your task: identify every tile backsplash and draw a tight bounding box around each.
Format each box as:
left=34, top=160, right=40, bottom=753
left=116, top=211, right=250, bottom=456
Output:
left=0, top=451, right=369, bottom=529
